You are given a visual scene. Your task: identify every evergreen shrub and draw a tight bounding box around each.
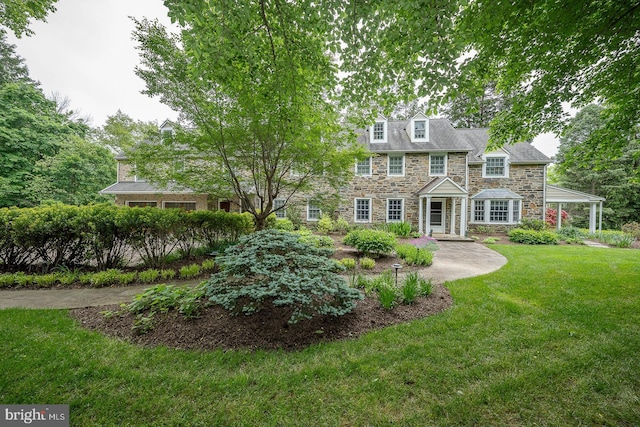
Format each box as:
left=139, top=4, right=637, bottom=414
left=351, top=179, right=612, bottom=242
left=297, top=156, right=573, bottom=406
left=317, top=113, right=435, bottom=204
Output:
left=206, top=229, right=363, bottom=324
left=509, top=229, right=559, bottom=245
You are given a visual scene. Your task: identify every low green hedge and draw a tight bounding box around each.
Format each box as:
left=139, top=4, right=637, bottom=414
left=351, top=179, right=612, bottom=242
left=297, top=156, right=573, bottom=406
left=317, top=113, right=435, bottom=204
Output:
left=509, top=229, right=559, bottom=245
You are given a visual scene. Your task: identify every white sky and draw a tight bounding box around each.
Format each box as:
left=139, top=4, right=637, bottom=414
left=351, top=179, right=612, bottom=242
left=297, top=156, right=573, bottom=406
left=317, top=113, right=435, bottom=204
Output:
left=8, top=0, right=559, bottom=158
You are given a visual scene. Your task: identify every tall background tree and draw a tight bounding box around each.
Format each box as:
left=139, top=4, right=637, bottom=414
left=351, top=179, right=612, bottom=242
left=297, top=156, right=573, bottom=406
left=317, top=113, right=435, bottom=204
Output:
left=441, top=82, right=512, bottom=129
left=130, top=2, right=363, bottom=229
left=0, top=0, right=57, bottom=37
left=0, top=33, right=115, bottom=207
left=93, top=110, right=159, bottom=153
left=331, top=1, right=638, bottom=152
left=552, top=104, right=640, bottom=229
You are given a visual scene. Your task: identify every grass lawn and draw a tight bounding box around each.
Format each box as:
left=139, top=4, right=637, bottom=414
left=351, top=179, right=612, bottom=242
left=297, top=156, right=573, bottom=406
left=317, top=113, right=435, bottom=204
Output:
left=1, top=245, right=639, bottom=426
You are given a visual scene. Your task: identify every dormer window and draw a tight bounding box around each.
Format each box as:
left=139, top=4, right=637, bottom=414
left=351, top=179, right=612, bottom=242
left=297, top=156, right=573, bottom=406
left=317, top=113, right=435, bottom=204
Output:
left=370, top=120, right=387, bottom=143
left=409, top=113, right=429, bottom=142
left=414, top=120, right=426, bottom=139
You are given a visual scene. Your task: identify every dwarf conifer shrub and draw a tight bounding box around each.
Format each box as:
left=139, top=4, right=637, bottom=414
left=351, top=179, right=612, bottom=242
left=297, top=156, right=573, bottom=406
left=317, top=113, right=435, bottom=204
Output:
left=206, top=229, right=363, bottom=324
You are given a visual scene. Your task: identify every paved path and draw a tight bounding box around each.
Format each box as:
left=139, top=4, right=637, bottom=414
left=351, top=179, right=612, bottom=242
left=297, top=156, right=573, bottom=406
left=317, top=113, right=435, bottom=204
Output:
left=0, top=242, right=507, bottom=310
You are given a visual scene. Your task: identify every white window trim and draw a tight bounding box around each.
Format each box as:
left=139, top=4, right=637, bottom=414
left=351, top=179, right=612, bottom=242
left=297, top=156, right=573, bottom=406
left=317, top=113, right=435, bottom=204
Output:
left=387, top=154, right=405, bottom=177
left=471, top=199, right=521, bottom=225
left=355, top=157, right=372, bottom=176
left=307, top=203, right=321, bottom=221
left=482, top=154, right=510, bottom=178
left=162, top=201, right=197, bottom=210
left=354, top=198, right=372, bottom=223
left=429, top=153, right=448, bottom=176
left=412, top=119, right=428, bottom=142
left=126, top=201, right=157, bottom=208
left=273, top=199, right=286, bottom=219
left=370, top=121, right=387, bottom=143
left=386, top=198, right=405, bottom=223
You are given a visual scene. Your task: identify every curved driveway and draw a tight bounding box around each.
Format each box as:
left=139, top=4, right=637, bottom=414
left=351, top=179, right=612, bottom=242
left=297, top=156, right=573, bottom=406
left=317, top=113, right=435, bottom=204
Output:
left=0, top=242, right=506, bottom=310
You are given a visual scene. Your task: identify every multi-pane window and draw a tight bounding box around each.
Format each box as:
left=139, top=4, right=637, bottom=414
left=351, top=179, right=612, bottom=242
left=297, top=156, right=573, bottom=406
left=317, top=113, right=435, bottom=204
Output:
left=489, top=200, right=509, bottom=222
left=355, top=198, right=371, bottom=222
left=414, top=120, right=426, bottom=139
left=474, top=201, right=485, bottom=222
left=430, top=154, right=446, bottom=175
left=484, top=157, right=507, bottom=177
left=388, top=155, right=404, bottom=176
left=387, top=199, right=404, bottom=222
left=164, top=201, right=197, bottom=211
left=356, top=157, right=372, bottom=176
left=273, top=199, right=286, bottom=218
left=473, top=199, right=521, bottom=224
left=307, top=203, right=321, bottom=221
left=373, top=122, right=385, bottom=141
left=127, top=201, right=157, bottom=208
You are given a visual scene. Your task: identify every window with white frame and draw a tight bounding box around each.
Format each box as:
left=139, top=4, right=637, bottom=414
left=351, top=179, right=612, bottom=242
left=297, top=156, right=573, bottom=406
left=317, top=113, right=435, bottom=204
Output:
left=273, top=199, right=286, bottom=219
left=472, top=199, right=521, bottom=224
left=483, top=156, right=508, bottom=178
left=372, top=122, right=386, bottom=142
left=355, top=157, right=372, bottom=176
left=307, top=203, right=321, bottom=221
left=163, top=201, right=197, bottom=211
left=429, top=154, right=447, bottom=176
left=386, top=199, right=404, bottom=222
left=414, top=120, right=426, bottom=139
left=354, top=198, right=371, bottom=222
left=388, top=155, right=404, bottom=176
left=127, top=201, right=157, bottom=208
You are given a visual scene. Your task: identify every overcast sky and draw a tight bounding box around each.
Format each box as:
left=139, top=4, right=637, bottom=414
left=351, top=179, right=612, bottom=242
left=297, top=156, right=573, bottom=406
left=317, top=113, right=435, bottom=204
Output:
left=8, top=0, right=559, bottom=157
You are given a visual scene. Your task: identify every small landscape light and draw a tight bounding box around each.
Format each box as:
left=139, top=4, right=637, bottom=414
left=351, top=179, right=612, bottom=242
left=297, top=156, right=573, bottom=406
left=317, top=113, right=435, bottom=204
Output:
left=392, top=263, right=402, bottom=286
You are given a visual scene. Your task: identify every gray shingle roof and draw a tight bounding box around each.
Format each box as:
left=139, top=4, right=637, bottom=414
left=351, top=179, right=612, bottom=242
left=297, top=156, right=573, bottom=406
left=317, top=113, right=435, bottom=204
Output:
left=471, top=189, right=524, bottom=199
left=357, top=118, right=551, bottom=164
left=100, top=181, right=195, bottom=194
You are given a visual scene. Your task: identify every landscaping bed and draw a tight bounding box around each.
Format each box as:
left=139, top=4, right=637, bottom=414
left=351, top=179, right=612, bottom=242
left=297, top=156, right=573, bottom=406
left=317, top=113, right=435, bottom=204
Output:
left=71, top=283, right=452, bottom=351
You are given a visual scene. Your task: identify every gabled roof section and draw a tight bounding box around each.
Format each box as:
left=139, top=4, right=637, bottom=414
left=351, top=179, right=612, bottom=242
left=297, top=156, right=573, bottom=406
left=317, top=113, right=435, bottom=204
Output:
left=546, top=185, right=605, bottom=202
left=471, top=189, right=523, bottom=199
left=416, top=177, right=467, bottom=196
left=100, top=181, right=195, bottom=195
left=358, top=118, right=473, bottom=153
left=460, top=128, right=551, bottom=164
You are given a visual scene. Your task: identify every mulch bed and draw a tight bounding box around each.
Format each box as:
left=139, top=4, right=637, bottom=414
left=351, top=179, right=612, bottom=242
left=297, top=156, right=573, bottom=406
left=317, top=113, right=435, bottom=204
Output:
left=70, top=283, right=452, bottom=352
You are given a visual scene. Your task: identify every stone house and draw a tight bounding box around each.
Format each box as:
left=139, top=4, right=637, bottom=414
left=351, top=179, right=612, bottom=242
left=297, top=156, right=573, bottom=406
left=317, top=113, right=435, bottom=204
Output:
left=101, top=115, right=605, bottom=235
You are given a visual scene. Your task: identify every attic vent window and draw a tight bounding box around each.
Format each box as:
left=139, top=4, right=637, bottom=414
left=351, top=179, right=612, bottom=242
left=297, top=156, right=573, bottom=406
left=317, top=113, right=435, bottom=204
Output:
left=414, top=120, right=426, bottom=139
left=373, top=122, right=385, bottom=141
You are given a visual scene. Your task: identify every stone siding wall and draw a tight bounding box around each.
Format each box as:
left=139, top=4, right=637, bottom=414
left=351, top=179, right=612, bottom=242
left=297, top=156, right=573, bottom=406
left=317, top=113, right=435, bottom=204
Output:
left=118, top=162, right=135, bottom=181
left=468, top=163, right=546, bottom=223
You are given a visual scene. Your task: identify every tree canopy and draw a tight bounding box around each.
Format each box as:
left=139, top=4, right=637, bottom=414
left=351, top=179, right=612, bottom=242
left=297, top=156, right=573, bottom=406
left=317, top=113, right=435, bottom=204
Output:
left=330, top=0, right=638, bottom=150
left=130, top=3, right=363, bottom=229
left=0, top=0, right=57, bottom=37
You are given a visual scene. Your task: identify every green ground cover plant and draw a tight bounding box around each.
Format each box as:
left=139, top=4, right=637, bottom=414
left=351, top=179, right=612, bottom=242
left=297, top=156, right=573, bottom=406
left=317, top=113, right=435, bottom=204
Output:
left=1, top=246, right=639, bottom=425
left=509, top=228, right=559, bottom=245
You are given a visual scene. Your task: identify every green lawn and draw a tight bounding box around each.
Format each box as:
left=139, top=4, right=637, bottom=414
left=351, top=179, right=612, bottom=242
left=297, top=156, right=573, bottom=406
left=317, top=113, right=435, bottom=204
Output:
left=1, top=245, right=639, bottom=426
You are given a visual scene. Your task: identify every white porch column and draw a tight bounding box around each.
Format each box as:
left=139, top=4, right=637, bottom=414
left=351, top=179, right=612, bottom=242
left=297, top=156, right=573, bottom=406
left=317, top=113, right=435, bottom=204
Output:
left=460, top=197, right=468, bottom=237
left=556, top=203, right=562, bottom=231
left=418, top=196, right=424, bottom=234
left=598, top=201, right=603, bottom=232
left=589, top=202, right=597, bottom=234
left=450, top=198, right=457, bottom=235
left=426, top=196, right=432, bottom=236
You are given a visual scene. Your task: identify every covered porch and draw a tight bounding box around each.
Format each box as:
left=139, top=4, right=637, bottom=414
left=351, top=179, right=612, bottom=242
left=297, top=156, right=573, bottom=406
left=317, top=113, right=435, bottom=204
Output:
left=545, top=185, right=605, bottom=234
left=416, top=177, right=468, bottom=237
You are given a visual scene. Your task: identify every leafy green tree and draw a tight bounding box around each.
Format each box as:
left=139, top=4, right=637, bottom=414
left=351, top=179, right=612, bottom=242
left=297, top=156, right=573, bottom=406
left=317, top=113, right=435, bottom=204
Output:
left=331, top=1, right=639, bottom=150
left=93, top=110, right=159, bottom=152
left=442, top=82, right=512, bottom=129
left=0, top=31, right=32, bottom=85
left=0, top=0, right=57, bottom=37
left=130, top=4, right=363, bottom=230
left=25, top=136, right=116, bottom=206
left=554, top=105, right=640, bottom=228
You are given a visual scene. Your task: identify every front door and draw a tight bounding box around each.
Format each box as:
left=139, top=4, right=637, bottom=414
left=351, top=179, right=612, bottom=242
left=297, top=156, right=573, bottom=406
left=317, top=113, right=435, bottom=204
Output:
left=430, top=199, right=445, bottom=233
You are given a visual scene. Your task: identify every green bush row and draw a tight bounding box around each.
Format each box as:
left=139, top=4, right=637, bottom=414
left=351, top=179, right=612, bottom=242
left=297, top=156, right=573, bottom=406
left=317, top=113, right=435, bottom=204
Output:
left=509, top=229, right=559, bottom=245
left=0, top=257, right=218, bottom=289
left=0, top=204, right=253, bottom=272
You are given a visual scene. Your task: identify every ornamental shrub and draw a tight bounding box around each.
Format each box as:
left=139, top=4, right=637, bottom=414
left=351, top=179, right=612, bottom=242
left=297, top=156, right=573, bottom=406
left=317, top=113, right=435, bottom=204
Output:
left=274, top=218, right=295, bottom=231
left=359, top=257, right=376, bottom=269
left=293, top=228, right=335, bottom=249
left=179, top=263, right=202, bottom=279
left=518, top=218, right=548, bottom=231
left=335, top=217, right=350, bottom=235
left=205, top=229, right=363, bottom=324
left=509, top=229, right=559, bottom=245
left=316, top=215, right=335, bottom=234
left=621, top=222, right=640, bottom=239
left=339, top=258, right=356, bottom=270
left=383, top=222, right=412, bottom=238
left=395, top=243, right=433, bottom=266
left=343, top=229, right=397, bottom=257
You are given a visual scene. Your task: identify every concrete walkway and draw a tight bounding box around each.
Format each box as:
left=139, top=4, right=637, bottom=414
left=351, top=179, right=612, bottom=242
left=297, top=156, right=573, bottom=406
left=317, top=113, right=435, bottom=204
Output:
left=0, top=242, right=507, bottom=310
